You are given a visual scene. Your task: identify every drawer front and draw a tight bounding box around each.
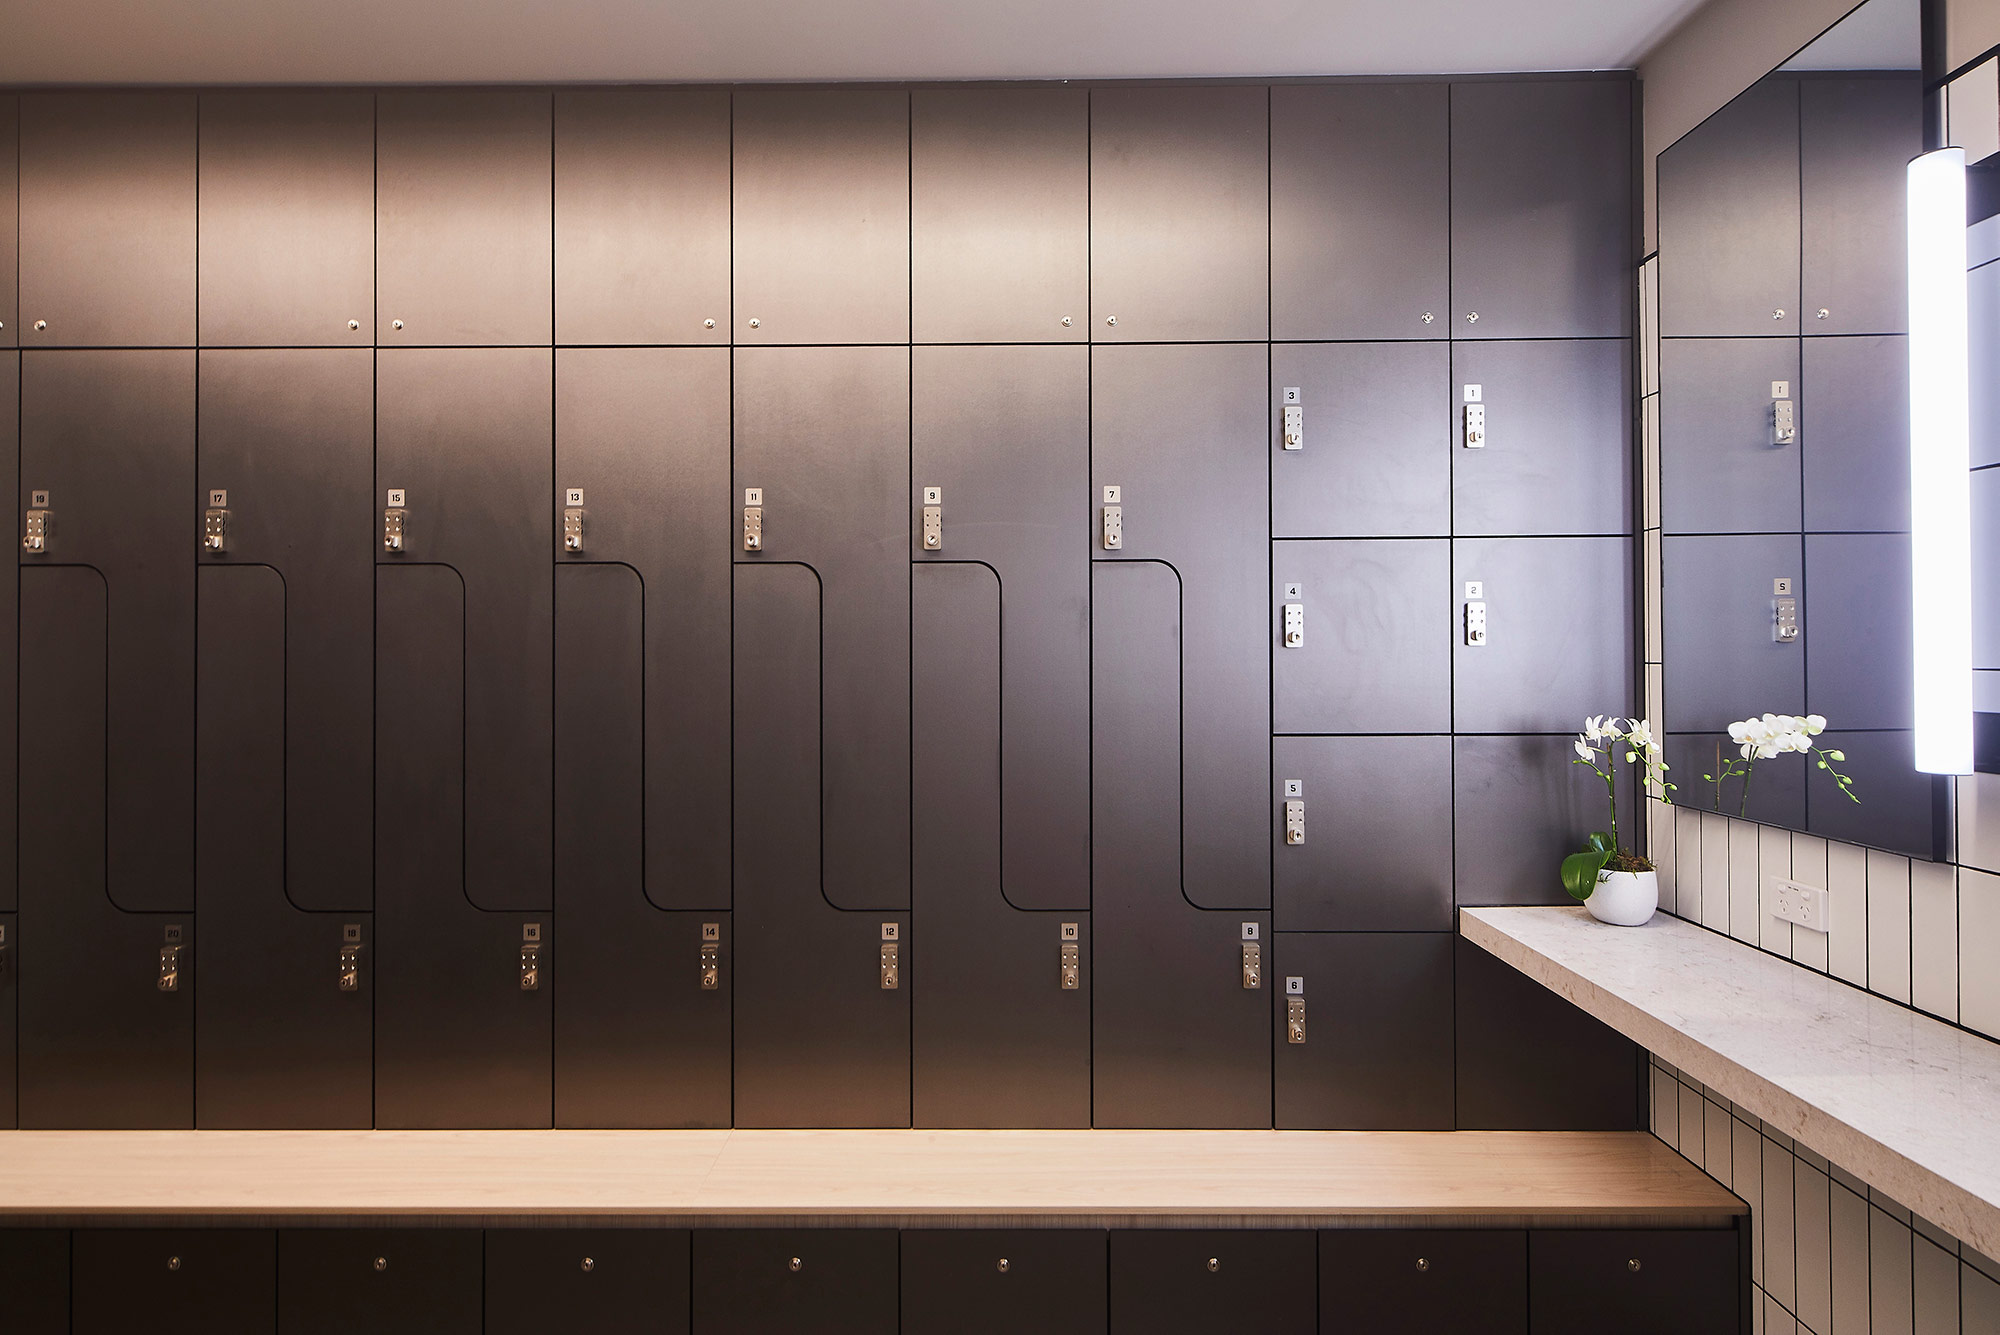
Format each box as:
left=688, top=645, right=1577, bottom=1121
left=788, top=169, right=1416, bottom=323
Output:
left=694, top=1229, right=897, bottom=1335
left=279, top=1228, right=481, bottom=1335
left=486, top=1229, right=690, bottom=1335
left=74, top=1229, right=275, bottom=1335
left=1320, top=1229, right=1526, bottom=1334
left=1109, top=1230, right=1315, bottom=1335
left=903, top=1230, right=1107, bottom=1335
left=1530, top=1229, right=1741, bottom=1335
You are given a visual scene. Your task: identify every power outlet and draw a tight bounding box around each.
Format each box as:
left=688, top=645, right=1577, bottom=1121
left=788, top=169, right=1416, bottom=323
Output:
left=1769, top=877, right=1829, bottom=933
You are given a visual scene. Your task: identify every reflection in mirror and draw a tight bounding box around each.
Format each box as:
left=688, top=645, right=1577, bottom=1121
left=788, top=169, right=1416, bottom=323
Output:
left=1655, top=0, right=1948, bottom=858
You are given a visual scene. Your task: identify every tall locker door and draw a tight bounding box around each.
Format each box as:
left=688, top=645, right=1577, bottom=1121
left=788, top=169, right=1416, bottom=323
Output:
left=1448, top=79, right=1632, bottom=340
left=1801, top=75, right=1921, bottom=338
left=73, top=1229, right=276, bottom=1335
left=18, top=93, right=196, bottom=348
left=198, top=92, right=374, bottom=347
left=554, top=89, right=731, bottom=346
left=1, top=96, right=17, bottom=346
left=912, top=346, right=1090, bottom=1128
left=195, top=350, right=374, bottom=1128
left=911, top=87, right=1088, bottom=344
left=1091, top=345, right=1271, bottom=1128
left=1272, top=933, right=1453, bottom=1129
left=733, top=90, right=909, bottom=346
left=1658, top=78, right=1801, bottom=338
left=0, top=1230, right=68, bottom=1333
left=375, top=349, right=553, bottom=1128
left=377, top=91, right=553, bottom=347
left=278, top=1230, right=481, bottom=1335
left=733, top=347, right=911, bottom=1127
left=0, top=354, right=16, bottom=914
left=18, top=350, right=194, bottom=1128
left=1270, top=83, right=1449, bottom=342
left=554, top=348, right=732, bottom=1128
left=1091, top=86, right=1268, bottom=343
left=487, top=1230, right=692, bottom=1335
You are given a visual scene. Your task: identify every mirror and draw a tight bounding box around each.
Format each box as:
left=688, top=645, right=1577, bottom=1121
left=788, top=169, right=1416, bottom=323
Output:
left=1654, top=0, right=1947, bottom=858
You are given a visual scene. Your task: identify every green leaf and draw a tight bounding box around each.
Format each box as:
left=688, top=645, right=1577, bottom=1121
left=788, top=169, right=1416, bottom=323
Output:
left=1562, top=849, right=1611, bottom=902
left=1586, top=831, right=1616, bottom=855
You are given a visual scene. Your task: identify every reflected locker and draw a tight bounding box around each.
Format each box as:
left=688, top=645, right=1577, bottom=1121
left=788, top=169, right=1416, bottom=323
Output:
left=1092, top=344, right=1271, bottom=1128
left=912, top=345, right=1090, bottom=1127
left=554, top=348, right=731, bottom=1128
left=733, top=346, right=910, bottom=1127
left=19, top=350, right=195, bottom=1128
left=195, top=349, right=373, bottom=1128
left=375, top=348, right=553, bottom=1128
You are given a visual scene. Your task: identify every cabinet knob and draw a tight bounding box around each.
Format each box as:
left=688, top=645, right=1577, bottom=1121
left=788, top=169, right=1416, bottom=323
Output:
left=1416, top=1257, right=1430, bottom=1272
left=996, top=1258, right=1010, bottom=1273
left=167, top=1256, right=182, bottom=1271
left=1628, top=1258, right=1642, bottom=1273
left=1206, top=1257, right=1220, bottom=1273
left=374, top=1257, right=389, bottom=1272
left=789, top=1256, right=803, bottom=1272
left=581, top=1257, right=595, bottom=1272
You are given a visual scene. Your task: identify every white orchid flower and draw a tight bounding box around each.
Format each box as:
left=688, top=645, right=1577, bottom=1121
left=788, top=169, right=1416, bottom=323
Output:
left=1583, top=715, right=1608, bottom=742
left=1574, top=737, right=1595, bottom=761
left=1804, top=714, right=1826, bottom=735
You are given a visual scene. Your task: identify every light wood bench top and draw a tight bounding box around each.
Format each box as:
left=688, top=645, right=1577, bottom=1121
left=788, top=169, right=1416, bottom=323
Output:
left=0, top=1129, right=1743, bottom=1229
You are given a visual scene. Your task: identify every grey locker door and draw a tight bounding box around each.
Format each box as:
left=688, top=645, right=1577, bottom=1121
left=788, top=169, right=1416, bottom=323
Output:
left=376, top=91, right=553, bottom=346
left=1658, top=77, right=1801, bottom=339
left=278, top=1230, right=481, bottom=1335
left=1108, top=1231, right=1315, bottom=1335
left=902, top=1231, right=1108, bottom=1335
left=1450, top=340, right=1633, bottom=537
left=486, top=1230, right=692, bottom=1335
left=1, top=97, right=16, bottom=347
left=18, top=93, right=197, bottom=348
left=1805, top=533, right=1912, bottom=732
left=1320, top=1230, right=1528, bottom=1335
left=912, top=345, right=1090, bottom=1127
left=1270, top=342, right=1450, bottom=539
left=1455, top=936, right=1641, bottom=1129
left=74, top=1230, right=276, bottom=1335
left=1273, top=932, right=1454, bottom=1129
left=733, top=346, right=910, bottom=1127
left=0, top=1230, right=68, bottom=1333
left=195, top=349, right=373, bottom=1128
left=375, top=348, right=553, bottom=1129
left=1801, top=75, right=1921, bottom=338
left=1272, top=539, right=1451, bottom=735
left=1802, top=335, right=1910, bottom=532
left=1090, top=87, right=1269, bottom=342
left=198, top=92, right=374, bottom=347
left=694, top=1230, right=899, bottom=1335
left=732, top=90, right=910, bottom=346
left=1448, top=79, right=1632, bottom=340
left=554, top=89, right=731, bottom=346
left=1453, top=538, right=1633, bottom=735
left=18, top=350, right=195, bottom=1128
left=1272, top=737, right=1452, bottom=933
left=1661, top=534, right=1806, bottom=735
left=0, top=354, right=14, bottom=908
left=554, top=348, right=731, bottom=1128
left=1270, top=83, right=1449, bottom=342
left=1454, top=735, right=1637, bottom=907
left=911, top=87, right=1088, bottom=344
left=1660, top=338, right=1803, bottom=534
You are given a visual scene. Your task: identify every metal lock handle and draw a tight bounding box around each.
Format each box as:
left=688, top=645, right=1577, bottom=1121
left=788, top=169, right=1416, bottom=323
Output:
left=1284, top=799, right=1305, bottom=846
left=1240, top=940, right=1262, bottom=990
left=700, top=941, right=720, bottom=991
left=203, top=490, right=230, bottom=555
left=921, top=486, right=942, bottom=550
left=338, top=943, right=362, bottom=993
left=158, top=943, right=184, bottom=993
left=880, top=940, right=900, bottom=990
left=519, top=941, right=541, bottom=992
left=1101, top=485, right=1122, bottom=550
left=743, top=488, right=764, bottom=551
left=562, top=488, right=585, bottom=554
left=22, top=492, right=50, bottom=554
left=1060, top=940, right=1080, bottom=991
left=1287, top=995, right=1307, bottom=1044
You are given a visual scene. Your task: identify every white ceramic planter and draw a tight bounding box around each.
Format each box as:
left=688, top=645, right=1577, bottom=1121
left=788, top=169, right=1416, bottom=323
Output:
left=1585, top=869, right=1659, bottom=926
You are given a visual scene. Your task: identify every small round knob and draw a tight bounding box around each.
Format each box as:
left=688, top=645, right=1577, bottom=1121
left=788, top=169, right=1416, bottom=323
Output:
left=34, top=320, right=47, bottom=332
left=996, top=1258, right=1010, bottom=1273
left=1416, top=1257, right=1430, bottom=1272
left=1773, top=309, right=1786, bottom=320
left=704, top=318, right=716, bottom=329
left=748, top=318, right=761, bottom=329
left=1628, top=1258, right=1642, bottom=1273
left=1421, top=312, right=1435, bottom=324
left=788, top=1257, right=803, bottom=1272
left=348, top=319, right=360, bottom=331
left=1105, top=315, right=1117, bottom=327
left=1817, top=308, right=1830, bottom=320
left=1465, top=312, right=1479, bottom=324
left=1061, top=316, right=1072, bottom=328
left=581, top=1257, right=595, bottom=1272
left=374, top=1257, right=388, bottom=1272
left=392, top=319, right=404, bottom=331
left=1206, top=1258, right=1220, bottom=1273
left=167, top=1256, right=182, bottom=1271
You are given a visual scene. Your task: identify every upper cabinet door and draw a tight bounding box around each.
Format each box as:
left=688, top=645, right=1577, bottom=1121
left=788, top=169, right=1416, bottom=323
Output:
left=1659, top=77, right=1801, bottom=338
left=1271, top=83, right=1449, bottom=341
left=912, top=87, right=1088, bottom=344
left=1, top=97, right=16, bottom=348
left=1091, top=86, right=1268, bottom=342
left=199, top=92, right=374, bottom=348
left=1450, top=80, right=1632, bottom=340
left=377, top=91, right=553, bottom=346
left=19, top=92, right=197, bottom=348
left=555, top=89, right=731, bottom=346
left=1802, top=75, right=1921, bottom=337
left=733, top=90, right=910, bottom=346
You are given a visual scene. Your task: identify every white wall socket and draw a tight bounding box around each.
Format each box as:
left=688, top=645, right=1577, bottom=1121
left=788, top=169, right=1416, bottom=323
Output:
left=1769, top=877, right=1829, bottom=933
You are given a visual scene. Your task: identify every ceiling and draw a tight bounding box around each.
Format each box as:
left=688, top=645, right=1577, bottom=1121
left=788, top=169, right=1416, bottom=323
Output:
left=0, top=0, right=1710, bottom=85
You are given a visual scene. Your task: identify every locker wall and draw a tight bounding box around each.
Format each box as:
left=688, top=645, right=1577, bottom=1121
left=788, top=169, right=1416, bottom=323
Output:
left=2, top=77, right=1637, bottom=1132
left=1, top=96, right=17, bottom=347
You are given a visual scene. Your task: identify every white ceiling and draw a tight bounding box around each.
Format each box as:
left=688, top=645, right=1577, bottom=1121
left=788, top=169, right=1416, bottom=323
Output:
left=0, top=0, right=1711, bottom=85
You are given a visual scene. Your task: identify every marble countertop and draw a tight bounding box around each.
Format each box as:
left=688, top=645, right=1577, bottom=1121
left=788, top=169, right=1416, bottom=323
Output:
left=1461, top=906, right=2000, bottom=1259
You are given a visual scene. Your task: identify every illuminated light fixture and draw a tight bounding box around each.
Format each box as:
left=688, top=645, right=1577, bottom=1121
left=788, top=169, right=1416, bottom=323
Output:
left=1907, top=146, right=1973, bottom=774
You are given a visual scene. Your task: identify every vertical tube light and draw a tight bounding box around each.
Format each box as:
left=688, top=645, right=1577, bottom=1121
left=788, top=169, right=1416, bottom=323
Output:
left=1908, top=146, right=1973, bottom=774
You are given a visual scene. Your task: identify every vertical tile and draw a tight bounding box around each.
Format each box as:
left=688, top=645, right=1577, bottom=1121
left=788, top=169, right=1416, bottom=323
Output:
left=1827, top=840, right=1869, bottom=982
left=1795, top=834, right=1833, bottom=973
left=1705, top=1096, right=1734, bottom=1185
left=1731, top=817, right=1763, bottom=944
left=1915, top=1234, right=1961, bottom=1335
left=1703, top=812, right=1732, bottom=932
left=1765, top=1291, right=1798, bottom=1335
left=1679, top=1081, right=1705, bottom=1164
left=1765, top=1137, right=1798, bottom=1311
left=1644, top=526, right=1663, bottom=662
left=1910, top=860, right=1959, bottom=1022
left=1914, top=1213, right=1959, bottom=1253
left=1962, top=868, right=2000, bottom=1040
left=1829, top=1182, right=1870, bottom=1335
left=1794, top=1160, right=1832, bottom=1335
left=1735, top=1115, right=1766, bottom=1288
left=1873, top=1204, right=1916, bottom=1335
left=1959, top=772, right=2000, bottom=874
left=1967, top=1244, right=2000, bottom=1284
left=1964, top=1261, right=2000, bottom=1335
left=1651, top=797, right=1678, bottom=908
left=1761, top=826, right=1795, bottom=955
left=1676, top=806, right=1704, bottom=921
left=1640, top=259, right=1660, bottom=399
left=1651, top=1064, right=1678, bottom=1145
left=1754, top=1291, right=1769, bottom=1335
left=1868, top=849, right=1914, bottom=1004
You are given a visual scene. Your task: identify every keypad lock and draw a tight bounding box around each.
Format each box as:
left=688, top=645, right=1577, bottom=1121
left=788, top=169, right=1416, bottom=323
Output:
left=1060, top=940, right=1080, bottom=990
left=1774, top=596, right=1799, bottom=643
left=743, top=488, right=764, bottom=551
left=1285, top=799, right=1306, bottom=845
left=203, top=490, right=230, bottom=554
left=158, top=944, right=184, bottom=993
left=1465, top=600, right=1488, bottom=647
left=22, top=491, right=50, bottom=553
left=338, top=942, right=362, bottom=993
left=921, top=486, right=942, bottom=550
left=1287, top=995, right=1307, bottom=1044
left=383, top=489, right=408, bottom=553
left=1101, top=485, right=1122, bottom=550
left=1282, top=595, right=1304, bottom=649
left=700, top=941, right=720, bottom=991
left=880, top=942, right=900, bottom=990
left=1241, top=940, right=1262, bottom=990
left=1282, top=403, right=1304, bottom=451
left=562, top=489, right=585, bottom=554
left=519, top=924, right=542, bottom=992
left=1772, top=383, right=1796, bottom=446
